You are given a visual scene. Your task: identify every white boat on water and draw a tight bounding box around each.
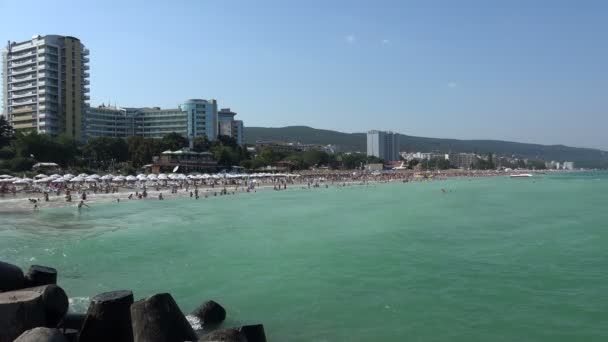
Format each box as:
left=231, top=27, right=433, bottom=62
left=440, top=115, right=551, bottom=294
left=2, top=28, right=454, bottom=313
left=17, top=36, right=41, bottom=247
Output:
left=510, top=174, right=533, bottom=178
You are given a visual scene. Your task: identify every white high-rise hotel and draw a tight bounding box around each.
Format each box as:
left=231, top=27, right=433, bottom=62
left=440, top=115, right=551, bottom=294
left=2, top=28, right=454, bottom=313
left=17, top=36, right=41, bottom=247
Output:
left=367, top=130, right=400, bottom=161
left=2, top=35, right=90, bottom=140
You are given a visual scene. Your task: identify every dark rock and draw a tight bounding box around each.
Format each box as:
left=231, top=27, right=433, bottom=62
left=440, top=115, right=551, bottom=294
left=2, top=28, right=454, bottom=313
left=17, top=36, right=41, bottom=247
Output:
left=13, top=327, right=68, bottom=342
left=28, top=285, right=69, bottom=327
left=0, top=288, right=46, bottom=341
left=199, top=328, right=244, bottom=342
left=58, top=313, right=86, bottom=331
left=131, top=293, right=197, bottom=342
left=79, top=290, right=134, bottom=342
left=0, top=260, right=25, bottom=292
left=191, top=300, right=226, bottom=325
left=240, top=324, right=267, bottom=342
left=61, top=328, right=79, bottom=342
left=199, top=325, right=266, bottom=342
left=25, top=265, right=58, bottom=287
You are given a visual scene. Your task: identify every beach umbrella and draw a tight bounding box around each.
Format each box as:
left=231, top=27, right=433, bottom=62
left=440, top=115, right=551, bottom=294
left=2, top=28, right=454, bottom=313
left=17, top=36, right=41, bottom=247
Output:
left=49, top=174, right=62, bottom=179
left=158, top=174, right=169, bottom=180
left=0, top=174, right=13, bottom=179
left=101, top=174, right=114, bottom=181
left=126, top=175, right=137, bottom=181
left=89, top=174, right=100, bottom=178
left=114, top=175, right=126, bottom=181
left=85, top=177, right=98, bottom=182
left=77, top=173, right=88, bottom=177
left=13, top=178, right=32, bottom=184
left=70, top=176, right=85, bottom=182
left=34, top=174, right=48, bottom=179
left=63, top=174, right=74, bottom=179
left=34, top=177, right=51, bottom=183
left=147, top=174, right=157, bottom=180
left=51, top=178, right=65, bottom=183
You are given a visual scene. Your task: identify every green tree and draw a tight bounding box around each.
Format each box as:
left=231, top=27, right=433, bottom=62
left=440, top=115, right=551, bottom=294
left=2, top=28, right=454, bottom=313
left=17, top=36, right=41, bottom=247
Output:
left=0, top=117, right=14, bottom=148
left=84, top=137, right=129, bottom=165
left=303, top=150, right=330, bottom=167
left=12, top=132, right=78, bottom=167
left=216, top=135, right=238, bottom=149
left=161, top=132, right=189, bottom=151
left=192, top=136, right=211, bottom=152
left=127, top=136, right=164, bottom=167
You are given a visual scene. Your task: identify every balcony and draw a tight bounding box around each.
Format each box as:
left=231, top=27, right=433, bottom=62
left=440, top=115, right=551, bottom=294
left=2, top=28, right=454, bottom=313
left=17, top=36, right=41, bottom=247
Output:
left=11, top=114, right=37, bottom=122
left=83, top=79, right=90, bottom=85
left=10, top=82, right=37, bottom=91
left=10, top=74, right=36, bottom=83
left=11, top=106, right=36, bottom=114
left=12, top=97, right=36, bottom=105
left=11, top=58, right=36, bottom=66
left=11, top=66, right=37, bottom=75
left=83, top=87, right=90, bottom=93
left=82, top=48, right=90, bottom=56
left=84, top=95, right=90, bottom=100
left=11, top=90, right=37, bottom=98
left=82, top=64, right=90, bottom=70
left=83, top=56, right=90, bottom=63
left=9, top=50, right=36, bottom=61
left=83, top=72, right=90, bottom=78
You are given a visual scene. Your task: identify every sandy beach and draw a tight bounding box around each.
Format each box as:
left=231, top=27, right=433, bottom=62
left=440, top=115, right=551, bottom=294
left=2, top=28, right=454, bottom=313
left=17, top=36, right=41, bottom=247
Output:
left=0, top=169, right=545, bottom=213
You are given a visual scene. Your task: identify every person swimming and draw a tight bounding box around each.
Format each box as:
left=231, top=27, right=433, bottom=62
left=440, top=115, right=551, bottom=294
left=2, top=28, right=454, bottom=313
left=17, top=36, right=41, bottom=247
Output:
left=78, top=200, right=89, bottom=209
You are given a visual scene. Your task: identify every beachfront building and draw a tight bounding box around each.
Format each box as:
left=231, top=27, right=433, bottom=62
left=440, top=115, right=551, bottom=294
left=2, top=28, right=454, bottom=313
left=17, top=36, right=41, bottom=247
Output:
left=218, top=108, right=244, bottom=146
left=84, top=99, right=224, bottom=144
left=367, top=130, right=400, bottom=161
left=151, top=149, right=217, bottom=173
left=85, top=105, right=134, bottom=138
left=2, top=35, right=90, bottom=140
left=562, top=161, right=574, bottom=170
left=448, top=153, right=479, bottom=169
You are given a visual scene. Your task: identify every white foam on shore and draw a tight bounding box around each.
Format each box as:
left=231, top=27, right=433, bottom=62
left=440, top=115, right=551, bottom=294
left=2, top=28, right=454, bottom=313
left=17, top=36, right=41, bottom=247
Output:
left=68, top=296, right=90, bottom=312
left=186, top=314, right=202, bottom=330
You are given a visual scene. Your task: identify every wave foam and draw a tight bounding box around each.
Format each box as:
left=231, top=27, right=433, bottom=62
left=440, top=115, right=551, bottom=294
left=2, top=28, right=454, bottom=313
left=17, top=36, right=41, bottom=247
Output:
left=186, top=314, right=202, bottom=330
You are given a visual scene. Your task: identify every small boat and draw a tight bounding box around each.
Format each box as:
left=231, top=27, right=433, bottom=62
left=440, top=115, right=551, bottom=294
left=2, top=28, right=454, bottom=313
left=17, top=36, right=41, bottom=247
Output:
left=510, top=174, right=533, bottom=178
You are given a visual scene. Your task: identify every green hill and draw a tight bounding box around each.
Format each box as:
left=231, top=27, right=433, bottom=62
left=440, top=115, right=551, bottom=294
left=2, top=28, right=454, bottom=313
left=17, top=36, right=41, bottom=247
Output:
left=245, top=126, right=608, bottom=168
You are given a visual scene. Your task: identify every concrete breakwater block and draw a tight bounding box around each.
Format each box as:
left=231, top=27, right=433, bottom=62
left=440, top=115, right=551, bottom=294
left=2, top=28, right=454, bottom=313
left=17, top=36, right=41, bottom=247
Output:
left=191, top=300, right=226, bottom=325
left=199, top=324, right=267, bottom=342
left=0, top=260, right=25, bottom=292
left=131, top=293, right=198, bottom=342
left=58, top=313, right=86, bottom=331
left=79, top=290, right=134, bottom=342
left=27, top=285, right=69, bottom=327
left=25, top=265, right=58, bottom=287
left=0, top=289, right=46, bottom=341
left=13, top=327, right=68, bottom=342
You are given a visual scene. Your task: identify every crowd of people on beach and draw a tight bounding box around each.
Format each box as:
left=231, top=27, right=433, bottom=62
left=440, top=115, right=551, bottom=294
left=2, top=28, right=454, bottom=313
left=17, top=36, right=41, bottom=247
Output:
left=0, top=169, right=517, bottom=211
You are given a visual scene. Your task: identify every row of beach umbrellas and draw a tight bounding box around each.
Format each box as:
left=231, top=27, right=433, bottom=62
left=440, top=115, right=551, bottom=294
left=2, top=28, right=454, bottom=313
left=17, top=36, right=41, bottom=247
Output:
left=1, top=172, right=299, bottom=185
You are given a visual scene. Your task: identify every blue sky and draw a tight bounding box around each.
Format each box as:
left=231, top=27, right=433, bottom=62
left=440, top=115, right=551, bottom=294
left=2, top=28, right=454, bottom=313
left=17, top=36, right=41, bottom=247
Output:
left=1, top=0, right=607, bottom=149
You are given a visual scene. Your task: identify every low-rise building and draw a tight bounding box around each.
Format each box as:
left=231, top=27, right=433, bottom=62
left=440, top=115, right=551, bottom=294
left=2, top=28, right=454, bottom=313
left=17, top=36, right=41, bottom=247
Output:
left=151, top=149, right=217, bottom=173
left=448, top=153, right=479, bottom=169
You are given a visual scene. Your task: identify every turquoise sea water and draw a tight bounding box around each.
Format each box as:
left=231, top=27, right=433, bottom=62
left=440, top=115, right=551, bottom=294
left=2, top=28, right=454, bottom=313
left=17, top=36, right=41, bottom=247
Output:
left=1, top=173, right=607, bottom=341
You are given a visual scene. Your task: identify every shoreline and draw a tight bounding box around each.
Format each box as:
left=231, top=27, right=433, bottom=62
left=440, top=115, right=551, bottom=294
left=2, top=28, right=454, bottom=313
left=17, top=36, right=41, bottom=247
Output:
left=0, top=169, right=556, bottom=213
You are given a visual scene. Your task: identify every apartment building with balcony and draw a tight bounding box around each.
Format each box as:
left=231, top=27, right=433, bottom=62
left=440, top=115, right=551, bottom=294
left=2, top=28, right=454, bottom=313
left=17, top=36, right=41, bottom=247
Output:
left=1, top=35, right=90, bottom=140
